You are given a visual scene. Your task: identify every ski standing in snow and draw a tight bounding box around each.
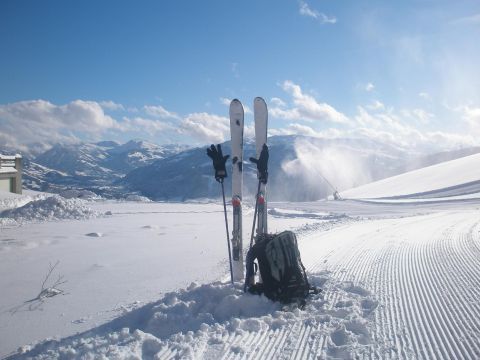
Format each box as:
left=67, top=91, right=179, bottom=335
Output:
left=208, top=97, right=319, bottom=305
left=229, top=99, right=245, bottom=282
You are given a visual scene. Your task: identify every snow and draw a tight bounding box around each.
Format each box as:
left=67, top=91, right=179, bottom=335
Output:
left=2, top=153, right=480, bottom=359
left=0, top=194, right=99, bottom=225
left=342, top=152, right=480, bottom=199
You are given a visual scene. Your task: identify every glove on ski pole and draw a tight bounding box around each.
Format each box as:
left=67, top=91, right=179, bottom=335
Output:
left=207, top=144, right=230, bottom=182
left=206, top=144, right=234, bottom=284
left=250, top=144, right=269, bottom=184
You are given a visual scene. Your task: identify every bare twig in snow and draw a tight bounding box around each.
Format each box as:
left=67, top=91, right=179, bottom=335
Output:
left=8, top=260, right=67, bottom=314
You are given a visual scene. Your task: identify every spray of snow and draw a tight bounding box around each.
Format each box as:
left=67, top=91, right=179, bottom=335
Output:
left=281, top=139, right=373, bottom=198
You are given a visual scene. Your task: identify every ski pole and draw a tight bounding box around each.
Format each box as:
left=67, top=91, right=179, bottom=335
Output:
left=220, top=179, right=234, bottom=285
left=249, top=180, right=262, bottom=249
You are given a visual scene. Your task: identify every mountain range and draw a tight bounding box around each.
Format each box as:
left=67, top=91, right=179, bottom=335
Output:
left=3, top=136, right=479, bottom=201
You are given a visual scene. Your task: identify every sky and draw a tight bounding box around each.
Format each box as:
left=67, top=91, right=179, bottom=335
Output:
left=1, top=0, right=480, bottom=154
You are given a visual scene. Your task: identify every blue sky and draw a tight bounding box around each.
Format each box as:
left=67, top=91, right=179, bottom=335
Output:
left=1, top=0, right=480, bottom=153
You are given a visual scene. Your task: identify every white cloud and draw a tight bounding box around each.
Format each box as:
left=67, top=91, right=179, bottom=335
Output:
left=299, top=1, right=337, bottom=24
left=144, top=105, right=180, bottom=119
left=352, top=105, right=473, bottom=152
left=365, top=83, right=375, bottom=92
left=460, top=106, right=480, bottom=133
left=269, top=123, right=343, bottom=139
left=0, top=99, right=120, bottom=151
left=412, top=109, right=434, bottom=124
left=271, top=97, right=286, bottom=108
left=220, top=98, right=252, bottom=114
left=180, top=112, right=230, bottom=144
left=366, top=100, right=385, bottom=111
left=272, top=80, right=351, bottom=125
left=99, top=100, right=125, bottom=111
left=121, top=117, right=175, bottom=134
left=220, top=98, right=231, bottom=106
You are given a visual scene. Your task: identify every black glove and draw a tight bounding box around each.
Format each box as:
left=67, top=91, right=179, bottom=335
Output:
left=207, top=144, right=229, bottom=182
left=250, top=143, right=269, bottom=184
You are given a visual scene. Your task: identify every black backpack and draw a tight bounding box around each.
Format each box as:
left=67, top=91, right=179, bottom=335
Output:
left=244, top=231, right=320, bottom=304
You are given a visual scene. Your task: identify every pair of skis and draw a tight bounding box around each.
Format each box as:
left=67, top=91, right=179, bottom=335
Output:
left=229, top=97, right=268, bottom=282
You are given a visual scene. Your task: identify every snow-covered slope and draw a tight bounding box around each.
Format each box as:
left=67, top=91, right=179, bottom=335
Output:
left=342, top=152, right=480, bottom=199
left=2, top=193, right=480, bottom=359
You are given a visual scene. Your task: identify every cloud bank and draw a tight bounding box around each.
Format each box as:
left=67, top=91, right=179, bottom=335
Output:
left=0, top=100, right=119, bottom=153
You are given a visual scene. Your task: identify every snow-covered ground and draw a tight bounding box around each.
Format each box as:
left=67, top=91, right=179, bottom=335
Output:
left=1, top=152, right=480, bottom=359
left=342, top=152, right=480, bottom=200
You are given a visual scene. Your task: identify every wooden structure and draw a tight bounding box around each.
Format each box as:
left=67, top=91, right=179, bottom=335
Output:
left=0, top=155, right=22, bottom=194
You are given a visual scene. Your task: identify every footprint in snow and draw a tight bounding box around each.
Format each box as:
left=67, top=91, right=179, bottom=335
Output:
left=142, top=225, right=159, bottom=230
left=85, top=232, right=103, bottom=237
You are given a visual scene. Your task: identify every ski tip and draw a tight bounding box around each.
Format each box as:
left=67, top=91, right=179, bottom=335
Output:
left=254, top=97, right=266, bottom=103
left=231, top=99, right=242, bottom=105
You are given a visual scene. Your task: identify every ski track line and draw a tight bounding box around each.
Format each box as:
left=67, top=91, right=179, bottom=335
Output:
left=376, top=212, right=480, bottom=360
left=156, top=346, right=177, bottom=360
left=391, top=213, right=455, bottom=359
left=413, top=224, right=458, bottom=359
left=386, top=238, right=412, bottom=360
left=350, top=214, right=446, bottom=359
left=406, top=225, right=440, bottom=358
left=255, top=328, right=282, bottom=359
left=237, top=330, right=262, bottom=359
left=399, top=234, right=425, bottom=359
left=436, top=222, right=480, bottom=357
left=431, top=216, right=480, bottom=357
left=292, top=323, right=312, bottom=360
left=223, top=330, right=256, bottom=360
left=361, top=220, right=423, bottom=360
left=384, top=243, right=406, bottom=360
left=373, top=244, right=395, bottom=359
left=311, top=226, right=379, bottom=358
left=427, top=222, right=474, bottom=358
left=428, top=220, right=474, bottom=358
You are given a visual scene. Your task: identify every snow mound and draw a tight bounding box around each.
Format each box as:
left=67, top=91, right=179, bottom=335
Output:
left=0, top=195, right=99, bottom=224
left=0, top=191, right=38, bottom=212
left=12, top=273, right=376, bottom=359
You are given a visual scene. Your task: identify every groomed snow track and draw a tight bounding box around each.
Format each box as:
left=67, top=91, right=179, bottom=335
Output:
left=207, top=211, right=480, bottom=359
left=7, top=210, right=480, bottom=359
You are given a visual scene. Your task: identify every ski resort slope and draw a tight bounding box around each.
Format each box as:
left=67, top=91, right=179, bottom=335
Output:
left=2, top=150, right=480, bottom=359
left=3, top=200, right=480, bottom=359
left=342, top=152, right=480, bottom=199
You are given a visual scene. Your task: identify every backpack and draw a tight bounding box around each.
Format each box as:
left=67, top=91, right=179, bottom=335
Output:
left=244, top=231, right=320, bottom=304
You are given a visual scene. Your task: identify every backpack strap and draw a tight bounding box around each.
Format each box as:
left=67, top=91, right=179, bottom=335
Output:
left=244, top=244, right=259, bottom=292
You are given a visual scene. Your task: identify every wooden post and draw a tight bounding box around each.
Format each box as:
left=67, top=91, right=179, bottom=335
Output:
left=14, top=155, right=22, bottom=194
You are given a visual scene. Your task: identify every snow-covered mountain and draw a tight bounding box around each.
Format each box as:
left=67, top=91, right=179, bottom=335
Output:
left=5, top=137, right=480, bottom=201
left=122, top=135, right=480, bottom=201
left=21, top=140, right=188, bottom=197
